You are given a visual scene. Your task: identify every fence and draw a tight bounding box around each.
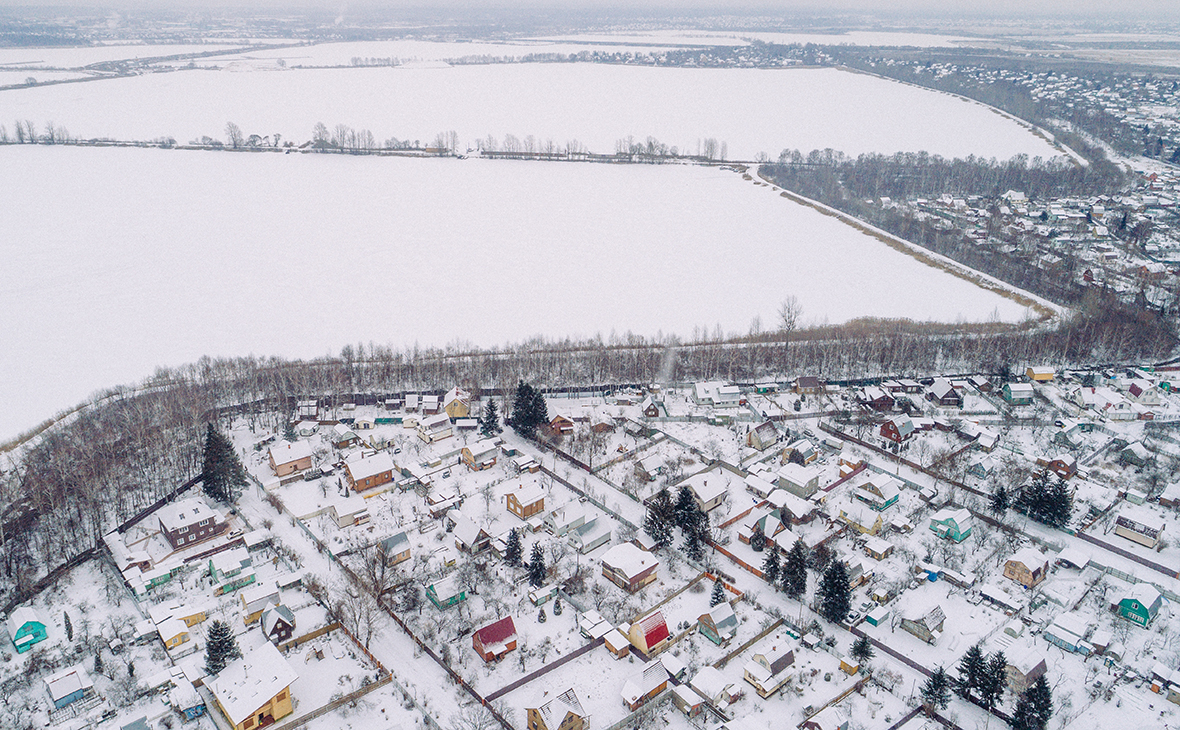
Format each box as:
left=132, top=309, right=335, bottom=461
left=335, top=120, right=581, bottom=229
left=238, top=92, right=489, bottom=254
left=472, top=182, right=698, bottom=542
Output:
left=539, top=463, right=639, bottom=531
left=484, top=637, right=604, bottom=702
left=600, top=690, right=671, bottom=730
left=712, top=618, right=784, bottom=669
left=278, top=622, right=341, bottom=652
left=276, top=674, right=394, bottom=730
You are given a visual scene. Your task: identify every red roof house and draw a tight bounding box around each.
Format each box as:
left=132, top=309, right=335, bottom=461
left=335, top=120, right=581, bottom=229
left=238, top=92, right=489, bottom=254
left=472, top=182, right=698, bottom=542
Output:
left=472, top=616, right=517, bottom=663
left=627, top=610, right=671, bottom=655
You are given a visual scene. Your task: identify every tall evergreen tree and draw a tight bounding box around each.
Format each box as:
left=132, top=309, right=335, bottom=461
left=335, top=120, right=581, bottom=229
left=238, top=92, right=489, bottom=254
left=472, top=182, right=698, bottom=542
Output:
left=761, top=548, right=781, bottom=585
left=954, top=644, right=987, bottom=701
left=643, top=506, right=673, bottom=550
left=479, top=398, right=501, bottom=439
left=990, top=484, right=1010, bottom=516
left=202, top=423, right=248, bottom=504
left=750, top=525, right=767, bottom=552
left=850, top=635, right=875, bottom=664
left=63, top=611, right=73, bottom=642
left=781, top=538, right=809, bottom=599
left=674, top=486, right=697, bottom=530
left=818, top=560, right=851, bottom=625
left=529, top=387, right=548, bottom=434
left=94, top=651, right=103, bottom=676
left=510, top=381, right=549, bottom=439
left=1044, top=476, right=1073, bottom=528
left=204, top=620, right=241, bottom=676
left=921, top=666, right=952, bottom=712
left=979, top=651, right=1008, bottom=710
left=527, top=541, right=546, bottom=588
left=683, top=526, right=705, bottom=563
left=503, top=528, right=522, bottom=567
left=283, top=420, right=297, bottom=442
left=1011, top=675, right=1053, bottom=730
left=710, top=577, right=726, bottom=606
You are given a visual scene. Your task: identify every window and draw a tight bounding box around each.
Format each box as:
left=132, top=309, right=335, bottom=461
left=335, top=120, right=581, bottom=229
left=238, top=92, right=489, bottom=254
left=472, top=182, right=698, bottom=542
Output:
left=244, top=719, right=254, bottom=729
left=276, top=690, right=286, bottom=701
left=179, top=526, right=188, bottom=533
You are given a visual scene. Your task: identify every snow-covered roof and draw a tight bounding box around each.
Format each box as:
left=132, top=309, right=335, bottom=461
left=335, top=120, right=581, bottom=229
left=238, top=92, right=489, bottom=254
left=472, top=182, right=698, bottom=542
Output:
left=6, top=606, right=44, bottom=639
left=261, top=603, right=295, bottom=636
left=419, top=413, right=451, bottom=430
left=681, top=470, right=730, bottom=504
left=452, top=514, right=488, bottom=548
left=1008, top=547, right=1048, bottom=571
left=1122, top=582, right=1162, bottom=607
left=1056, top=547, right=1090, bottom=568
left=601, top=542, right=658, bottom=579
left=474, top=616, right=517, bottom=654
left=157, top=497, right=217, bottom=533
left=691, top=666, right=735, bottom=701
left=766, top=489, right=814, bottom=520
left=508, top=482, right=546, bottom=507
left=621, top=661, right=668, bottom=705
left=776, top=462, right=820, bottom=487
left=1117, top=504, right=1165, bottom=532
left=44, top=664, right=93, bottom=703
left=1007, top=645, right=1045, bottom=676
left=345, top=452, right=394, bottom=482
left=269, top=440, right=312, bottom=465
left=208, top=641, right=298, bottom=726
left=156, top=617, right=188, bottom=643
left=533, top=688, right=585, bottom=726
left=240, top=582, right=279, bottom=611
left=444, top=387, right=470, bottom=405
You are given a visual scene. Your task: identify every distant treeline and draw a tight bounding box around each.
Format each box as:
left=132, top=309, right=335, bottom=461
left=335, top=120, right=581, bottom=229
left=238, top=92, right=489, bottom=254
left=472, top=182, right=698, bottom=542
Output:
left=767, top=147, right=1127, bottom=202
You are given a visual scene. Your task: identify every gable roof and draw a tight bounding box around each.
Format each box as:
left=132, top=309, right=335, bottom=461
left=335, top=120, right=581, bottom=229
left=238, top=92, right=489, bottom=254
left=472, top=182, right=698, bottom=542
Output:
left=44, top=664, right=93, bottom=702
left=621, top=661, right=668, bottom=705
left=452, top=514, right=489, bottom=548
left=6, top=606, right=44, bottom=638
left=269, top=440, right=312, bottom=465
left=533, top=688, right=586, bottom=727
left=474, top=616, right=517, bottom=651
left=508, top=482, right=546, bottom=507
left=261, top=603, right=295, bottom=636
left=208, top=641, right=298, bottom=726
left=1008, top=547, right=1048, bottom=571
left=157, top=497, right=218, bottom=533
left=379, top=531, right=410, bottom=554
left=346, top=452, right=394, bottom=482
left=602, top=542, right=658, bottom=579
left=636, top=611, right=669, bottom=647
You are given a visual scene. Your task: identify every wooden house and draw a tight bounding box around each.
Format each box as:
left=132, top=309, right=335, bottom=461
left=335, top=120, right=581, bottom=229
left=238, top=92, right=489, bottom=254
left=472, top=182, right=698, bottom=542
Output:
left=526, top=688, right=588, bottom=730
left=156, top=618, right=190, bottom=649
left=426, top=575, right=467, bottom=609
left=856, top=473, right=901, bottom=511
left=1005, top=647, right=1047, bottom=693
left=698, top=601, right=738, bottom=645
left=927, top=379, right=962, bottom=407
left=860, top=387, right=894, bottom=412
left=671, top=684, right=704, bottom=717
left=601, top=543, right=659, bottom=593
left=620, top=661, right=669, bottom=711
left=549, top=414, right=575, bottom=436
left=900, top=605, right=945, bottom=645
left=207, top=641, right=297, bottom=730
left=929, top=507, right=973, bottom=543
left=681, top=470, right=731, bottom=513
left=416, top=413, right=453, bottom=443
left=261, top=603, right=296, bottom=644
left=1004, top=548, right=1049, bottom=589
left=1036, top=454, right=1077, bottom=480
left=880, top=416, right=915, bottom=444
left=378, top=531, right=411, bottom=566
left=1114, top=506, right=1165, bottom=549
left=801, top=705, right=850, bottom=730
left=628, top=611, right=670, bottom=655
left=331, top=424, right=360, bottom=449
left=603, top=628, right=631, bottom=658
left=268, top=441, right=313, bottom=477
left=44, top=664, right=95, bottom=710
left=452, top=514, right=491, bottom=554
left=689, top=665, right=742, bottom=708
left=746, top=420, right=780, bottom=451
left=344, top=452, right=394, bottom=492
left=1026, top=366, right=1056, bottom=382
left=838, top=501, right=883, bottom=536
left=640, top=396, right=661, bottom=418
left=506, top=483, right=546, bottom=520
left=1113, top=584, right=1163, bottom=627
left=443, top=387, right=472, bottom=419
left=461, top=439, right=499, bottom=471
left=472, top=616, right=517, bottom=662
left=1003, top=382, right=1035, bottom=405
left=794, top=376, right=824, bottom=394
left=240, top=582, right=280, bottom=624
left=742, top=637, right=795, bottom=698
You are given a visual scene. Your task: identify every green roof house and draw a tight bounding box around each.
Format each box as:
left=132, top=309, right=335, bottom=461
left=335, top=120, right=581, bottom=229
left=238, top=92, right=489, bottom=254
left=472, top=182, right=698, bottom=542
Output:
left=1115, top=584, right=1163, bottom=628
left=6, top=607, right=48, bottom=654
left=426, top=575, right=467, bottom=609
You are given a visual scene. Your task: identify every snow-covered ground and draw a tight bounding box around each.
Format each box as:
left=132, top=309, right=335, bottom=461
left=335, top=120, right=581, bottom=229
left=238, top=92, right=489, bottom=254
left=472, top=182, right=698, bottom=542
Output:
left=0, top=64, right=1061, bottom=160
left=0, top=43, right=247, bottom=68
left=529, top=30, right=991, bottom=49
left=0, top=147, right=1038, bottom=438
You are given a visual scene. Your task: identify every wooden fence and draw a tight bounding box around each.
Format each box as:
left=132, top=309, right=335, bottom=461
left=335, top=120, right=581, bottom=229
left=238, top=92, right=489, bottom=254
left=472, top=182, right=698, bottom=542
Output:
left=276, top=674, right=393, bottom=730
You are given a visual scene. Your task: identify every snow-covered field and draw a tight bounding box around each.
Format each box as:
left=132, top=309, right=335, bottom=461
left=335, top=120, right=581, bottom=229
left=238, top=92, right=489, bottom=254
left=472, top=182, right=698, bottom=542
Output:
left=0, top=43, right=246, bottom=68
left=530, top=30, right=990, bottom=48
left=0, top=146, right=1038, bottom=438
left=0, top=64, right=1060, bottom=160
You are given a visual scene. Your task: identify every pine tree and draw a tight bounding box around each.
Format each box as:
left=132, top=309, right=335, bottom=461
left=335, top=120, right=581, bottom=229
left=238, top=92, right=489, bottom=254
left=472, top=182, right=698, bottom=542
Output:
left=538, top=607, right=547, bottom=623
left=479, top=399, right=501, bottom=439
left=990, top=484, right=1010, bottom=516
left=850, top=635, right=875, bottom=664
left=202, top=423, right=248, bottom=504
left=761, top=548, right=781, bottom=585
left=643, top=506, right=673, bottom=550
left=818, top=560, right=851, bottom=625
left=710, top=578, right=726, bottom=606
left=552, top=599, right=562, bottom=616
left=204, top=620, right=241, bottom=676
left=127, top=661, right=135, bottom=678
left=527, top=541, right=546, bottom=588
left=63, top=611, right=73, bottom=642
left=921, top=666, right=952, bottom=712
left=1044, top=476, right=1073, bottom=528
left=781, top=538, right=809, bottom=599
left=954, top=644, right=987, bottom=701
left=511, top=381, right=537, bottom=438
left=529, top=387, right=548, bottom=435
left=283, top=420, right=296, bottom=442
left=504, top=528, right=522, bottom=567
left=94, top=651, right=103, bottom=676
left=1011, top=675, right=1053, bottom=730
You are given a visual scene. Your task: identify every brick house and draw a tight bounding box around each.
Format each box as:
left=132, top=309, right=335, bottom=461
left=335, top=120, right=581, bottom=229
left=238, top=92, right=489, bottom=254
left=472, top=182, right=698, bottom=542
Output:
left=157, top=498, right=227, bottom=550
left=472, top=616, right=517, bottom=662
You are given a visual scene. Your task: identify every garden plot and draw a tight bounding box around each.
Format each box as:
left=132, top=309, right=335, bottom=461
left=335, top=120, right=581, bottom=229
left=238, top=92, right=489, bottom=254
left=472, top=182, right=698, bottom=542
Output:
left=658, top=421, right=746, bottom=463
left=858, top=580, right=1009, bottom=664
left=495, top=643, right=641, bottom=730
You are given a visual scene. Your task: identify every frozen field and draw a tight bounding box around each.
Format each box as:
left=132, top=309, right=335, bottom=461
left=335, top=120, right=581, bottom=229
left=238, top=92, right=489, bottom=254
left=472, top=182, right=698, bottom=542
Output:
left=0, top=64, right=1060, bottom=160
left=1, top=146, right=1037, bottom=438
left=0, top=43, right=246, bottom=68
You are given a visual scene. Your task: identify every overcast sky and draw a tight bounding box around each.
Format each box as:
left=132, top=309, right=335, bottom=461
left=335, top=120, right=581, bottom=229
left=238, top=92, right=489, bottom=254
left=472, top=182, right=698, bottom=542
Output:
left=0, top=0, right=1172, bottom=18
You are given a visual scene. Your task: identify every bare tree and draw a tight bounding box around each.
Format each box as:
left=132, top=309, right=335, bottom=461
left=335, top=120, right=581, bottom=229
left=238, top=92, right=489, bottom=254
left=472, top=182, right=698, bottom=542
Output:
left=225, top=122, right=244, bottom=149
left=358, top=539, right=399, bottom=599
left=334, top=584, right=381, bottom=649
left=778, top=295, right=803, bottom=336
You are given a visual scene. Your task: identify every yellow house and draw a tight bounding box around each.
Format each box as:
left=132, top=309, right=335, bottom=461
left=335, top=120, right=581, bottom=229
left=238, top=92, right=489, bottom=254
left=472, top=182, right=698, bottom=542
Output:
left=839, top=502, right=883, bottom=536
left=157, top=618, right=189, bottom=649
left=208, top=642, right=297, bottom=730
left=1025, top=367, right=1055, bottom=382
left=444, top=387, right=472, bottom=419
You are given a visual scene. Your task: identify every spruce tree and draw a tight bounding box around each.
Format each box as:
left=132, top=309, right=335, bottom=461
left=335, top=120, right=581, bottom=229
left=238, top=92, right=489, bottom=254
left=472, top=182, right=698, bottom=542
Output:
left=538, top=607, right=547, bottom=623
left=850, top=635, right=875, bottom=664
left=504, top=528, right=522, bottom=567
left=63, top=611, right=73, bottom=642
left=750, top=525, right=767, bottom=552
left=683, top=526, right=705, bottom=563
left=527, top=541, right=546, bottom=588
left=781, top=538, right=809, bottom=599
left=643, top=506, right=672, bottom=550
left=1011, top=675, right=1053, bottom=730
left=818, top=560, right=851, bottom=625
left=283, top=420, right=297, bottom=442
left=479, top=399, right=501, bottom=439
left=921, top=666, right=951, bottom=712
left=761, top=548, right=781, bottom=586
left=979, top=650, right=1008, bottom=710
left=990, top=484, right=1010, bottom=516
left=710, top=577, right=726, bottom=606
left=511, top=381, right=536, bottom=438
left=552, top=599, right=562, bottom=616
left=94, top=651, right=103, bottom=676
left=529, top=388, right=549, bottom=435
left=674, top=486, right=697, bottom=530
left=204, top=620, right=241, bottom=676
left=954, top=644, right=987, bottom=701
left=1044, top=477, right=1073, bottom=528
left=202, top=423, right=248, bottom=504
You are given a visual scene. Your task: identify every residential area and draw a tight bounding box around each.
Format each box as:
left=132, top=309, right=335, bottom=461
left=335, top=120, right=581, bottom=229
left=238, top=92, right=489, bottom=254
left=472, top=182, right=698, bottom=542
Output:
left=4, top=366, right=1179, bottom=730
